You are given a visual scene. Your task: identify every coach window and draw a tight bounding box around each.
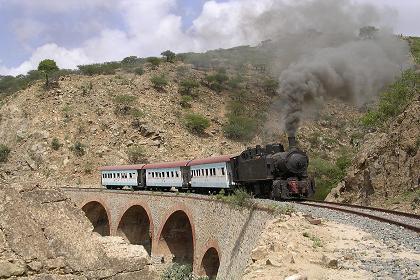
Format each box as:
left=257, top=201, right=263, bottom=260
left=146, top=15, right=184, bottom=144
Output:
left=176, top=171, right=179, bottom=177
left=205, top=169, right=208, bottom=176
left=221, top=167, right=225, bottom=175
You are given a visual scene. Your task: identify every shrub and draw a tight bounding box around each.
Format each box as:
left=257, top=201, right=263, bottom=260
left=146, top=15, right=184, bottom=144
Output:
left=130, top=108, right=145, bottom=118
left=150, top=75, right=168, bottom=90
left=51, top=138, right=61, bottom=150
left=216, top=188, right=254, bottom=208
left=360, top=70, right=418, bottom=128
left=262, top=78, right=279, bottom=95
left=71, top=141, right=86, bottom=157
left=80, top=82, right=93, bottom=95
left=205, top=69, right=229, bottom=92
left=179, top=79, right=199, bottom=96
left=0, top=144, right=11, bottom=163
left=38, top=59, right=59, bottom=86
left=121, top=56, right=138, bottom=65
left=161, top=263, right=193, bottom=280
left=134, top=67, right=144, bottom=75
left=176, top=65, right=191, bottom=79
left=77, top=62, right=121, bottom=75
left=146, top=57, right=161, bottom=68
left=184, top=113, right=210, bottom=134
left=223, top=115, right=257, bottom=141
left=127, top=146, right=147, bottom=164
left=309, top=151, right=351, bottom=200
left=180, top=95, right=193, bottom=108
left=114, top=94, right=137, bottom=106
left=161, top=50, right=176, bottom=63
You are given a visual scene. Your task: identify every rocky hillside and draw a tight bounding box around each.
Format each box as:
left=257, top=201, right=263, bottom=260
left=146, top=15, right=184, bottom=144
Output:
left=0, top=180, right=157, bottom=279
left=327, top=37, right=420, bottom=213
left=327, top=97, right=420, bottom=213
left=0, top=59, right=359, bottom=191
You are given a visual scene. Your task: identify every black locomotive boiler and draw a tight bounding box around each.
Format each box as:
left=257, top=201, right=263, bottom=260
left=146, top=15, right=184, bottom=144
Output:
left=230, top=137, right=315, bottom=199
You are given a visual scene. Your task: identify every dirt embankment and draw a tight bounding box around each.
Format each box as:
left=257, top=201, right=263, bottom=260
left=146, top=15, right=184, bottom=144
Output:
left=243, top=213, right=419, bottom=280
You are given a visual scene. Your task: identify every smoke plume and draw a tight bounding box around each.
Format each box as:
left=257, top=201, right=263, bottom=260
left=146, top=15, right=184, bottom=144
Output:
left=249, top=0, right=412, bottom=136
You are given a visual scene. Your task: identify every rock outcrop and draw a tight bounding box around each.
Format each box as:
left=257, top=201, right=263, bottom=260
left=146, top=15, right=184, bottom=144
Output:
left=0, top=182, right=157, bottom=279
left=327, top=98, right=420, bottom=213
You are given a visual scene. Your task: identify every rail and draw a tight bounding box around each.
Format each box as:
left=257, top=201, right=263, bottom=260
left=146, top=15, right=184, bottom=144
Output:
left=296, top=200, right=420, bottom=233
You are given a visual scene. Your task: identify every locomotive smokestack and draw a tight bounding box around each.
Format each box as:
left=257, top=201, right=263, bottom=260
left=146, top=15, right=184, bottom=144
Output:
left=288, top=136, right=296, bottom=149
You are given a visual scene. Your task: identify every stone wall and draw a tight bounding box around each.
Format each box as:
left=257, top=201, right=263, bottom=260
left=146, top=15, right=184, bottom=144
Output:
left=64, top=189, right=273, bottom=280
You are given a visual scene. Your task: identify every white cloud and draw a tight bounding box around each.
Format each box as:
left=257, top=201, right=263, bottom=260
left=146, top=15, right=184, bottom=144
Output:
left=0, top=0, right=415, bottom=76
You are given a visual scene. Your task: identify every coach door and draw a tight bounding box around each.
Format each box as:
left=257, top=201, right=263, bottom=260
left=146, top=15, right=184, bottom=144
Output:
left=181, top=166, right=191, bottom=188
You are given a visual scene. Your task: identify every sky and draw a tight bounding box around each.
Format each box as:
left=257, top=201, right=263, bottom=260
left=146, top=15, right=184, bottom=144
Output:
left=0, top=0, right=419, bottom=76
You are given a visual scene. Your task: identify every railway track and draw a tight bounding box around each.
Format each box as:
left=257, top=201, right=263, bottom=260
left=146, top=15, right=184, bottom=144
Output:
left=62, top=187, right=420, bottom=233
left=295, top=200, right=420, bottom=233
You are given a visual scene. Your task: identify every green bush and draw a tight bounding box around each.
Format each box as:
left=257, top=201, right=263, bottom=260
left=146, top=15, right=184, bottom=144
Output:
left=127, top=146, right=147, bottom=164
left=361, top=70, right=418, bottom=128
left=51, top=138, right=61, bottom=151
left=150, top=75, right=168, bottom=90
left=180, top=95, right=193, bottom=108
left=223, top=115, right=257, bottom=141
left=161, top=263, right=193, bottom=280
left=161, top=50, right=176, bottom=63
left=205, top=70, right=229, bottom=92
left=71, top=141, right=86, bottom=157
left=77, top=62, right=121, bottom=75
left=38, top=59, right=59, bottom=86
left=146, top=57, right=161, bottom=68
left=309, top=151, right=352, bottom=200
left=262, top=78, right=279, bottom=95
left=0, top=144, right=11, bottom=163
left=134, top=67, right=144, bottom=75
left=216, top=188, right=254, bottom=208
left=114, top=94, right=137, bottom=106
left=179, top=79, right=199, bottom=96
left=130, top=108, right=145, bottom=118
left=184, top=113, right=210, bottom=134
left=121, top=56, right=139, bottom=65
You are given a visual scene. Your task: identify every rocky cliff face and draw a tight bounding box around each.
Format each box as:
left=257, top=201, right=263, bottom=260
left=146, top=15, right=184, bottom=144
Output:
left=327, top=98, right=420, bottom=213
left=0, top=181, right=157, bottom=279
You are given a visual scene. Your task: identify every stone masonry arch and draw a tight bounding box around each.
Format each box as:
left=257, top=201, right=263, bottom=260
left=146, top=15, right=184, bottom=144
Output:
left=81, top=201, right=110, bottom=236
left=156, top=205, right=196, bottom=265
left=116, top=204, right=153, bottom=255
left=198, top=240, right=221, bottom=278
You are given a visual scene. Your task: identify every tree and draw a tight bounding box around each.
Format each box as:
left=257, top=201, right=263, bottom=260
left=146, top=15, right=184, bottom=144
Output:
left=161, top=50, right=176, bottom=63
left=38, top=59, right=59, bottom=86
left=122, top=56, right=138, bottom=65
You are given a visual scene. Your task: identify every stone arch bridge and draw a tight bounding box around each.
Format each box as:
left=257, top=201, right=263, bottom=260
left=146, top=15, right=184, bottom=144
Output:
left=63, top=188, right=272, bottom=279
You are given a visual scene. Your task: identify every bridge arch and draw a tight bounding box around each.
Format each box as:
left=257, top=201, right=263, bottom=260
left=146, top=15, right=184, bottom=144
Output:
left=198, top=240, right=221, bottom=278
left=156, top=204, right=196, bottom=265
left=81, top=200, right=110, bottom=236
left=116, top=203, right=153, bottom=255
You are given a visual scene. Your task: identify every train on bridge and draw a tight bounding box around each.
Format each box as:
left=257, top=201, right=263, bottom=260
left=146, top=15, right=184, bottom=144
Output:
left=99, top=137, right=315, bottom=200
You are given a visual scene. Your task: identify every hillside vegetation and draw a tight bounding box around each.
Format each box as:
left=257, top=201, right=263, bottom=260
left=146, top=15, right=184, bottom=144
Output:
left=1, top=38, right=417, bottom=205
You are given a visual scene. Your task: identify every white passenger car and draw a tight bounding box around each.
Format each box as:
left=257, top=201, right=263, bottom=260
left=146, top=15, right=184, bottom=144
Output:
left=144, top=161, right=189, bottom=189
left=99, top=164, right=144, bottom=189
left=188, top=155, right=234, bottom=189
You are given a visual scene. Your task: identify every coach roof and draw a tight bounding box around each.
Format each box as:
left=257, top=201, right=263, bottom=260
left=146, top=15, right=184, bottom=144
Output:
left=143, top=160, right=190, bottom=169
left=99, top=164, right=146, bottom=171
left=187, top=155, right=233, bottom=166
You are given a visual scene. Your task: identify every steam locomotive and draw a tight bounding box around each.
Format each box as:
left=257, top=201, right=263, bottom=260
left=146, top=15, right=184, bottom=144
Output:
left=100, top=137, right=315, bottom=200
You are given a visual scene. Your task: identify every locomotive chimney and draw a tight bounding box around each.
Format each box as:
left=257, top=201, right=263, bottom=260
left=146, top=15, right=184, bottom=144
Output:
left=288, top=136, right=297, bottom=149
